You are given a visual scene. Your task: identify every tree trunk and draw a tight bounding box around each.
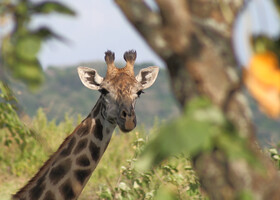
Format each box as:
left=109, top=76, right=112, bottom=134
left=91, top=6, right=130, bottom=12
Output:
left=115, top=0, right=280, bottom=199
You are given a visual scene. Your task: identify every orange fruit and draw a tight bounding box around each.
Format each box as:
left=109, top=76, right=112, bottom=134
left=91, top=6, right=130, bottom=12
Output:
left=244, top=52, right=280, bottom=118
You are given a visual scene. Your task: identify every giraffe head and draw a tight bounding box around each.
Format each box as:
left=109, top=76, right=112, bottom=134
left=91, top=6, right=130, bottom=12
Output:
left=77, top=50, right=159, bottom=132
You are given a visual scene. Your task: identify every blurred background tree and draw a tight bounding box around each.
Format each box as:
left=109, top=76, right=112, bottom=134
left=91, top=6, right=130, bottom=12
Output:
left=0, top=0, right=74, bottom=148
left=0, top=0, right=74, bottom=87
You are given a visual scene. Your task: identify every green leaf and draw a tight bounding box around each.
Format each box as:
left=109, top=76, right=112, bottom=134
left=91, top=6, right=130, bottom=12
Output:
left=32, top=2, right=75, bottom=16
left=32, top=27, right=66, bottom=41
left=15, top=36, right=41, bottom=61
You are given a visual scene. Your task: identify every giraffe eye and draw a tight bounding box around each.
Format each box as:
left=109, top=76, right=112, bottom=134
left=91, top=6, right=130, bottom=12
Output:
left=137, top=90, right=144, bottom=97
left=99, top=88, right=109, bottom=95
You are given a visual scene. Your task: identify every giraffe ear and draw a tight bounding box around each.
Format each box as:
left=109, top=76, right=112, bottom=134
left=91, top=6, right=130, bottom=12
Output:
left=136, top=66, right=159, bottom=90
left=77, top=66, right=104, bottom=90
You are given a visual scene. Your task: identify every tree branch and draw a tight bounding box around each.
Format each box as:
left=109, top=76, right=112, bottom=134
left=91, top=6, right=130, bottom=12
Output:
left=155, top=0, right=191, bottom=54
left=115, top=0, right=170, bottom=58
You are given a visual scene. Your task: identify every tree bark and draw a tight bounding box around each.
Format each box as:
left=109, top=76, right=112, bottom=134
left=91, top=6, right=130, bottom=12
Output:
left=115, top=0, right=280, bottom=199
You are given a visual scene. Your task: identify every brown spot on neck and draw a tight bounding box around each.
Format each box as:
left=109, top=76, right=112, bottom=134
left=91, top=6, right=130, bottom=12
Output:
left=73, top=138, right=88, bottom=155
left=76, top=154, right=90, bottom=167
left=78, top=118, right=92, bottom=136
left=59, top=137, right=76, bottom=157
left=74, top=169, right=92, bottom=185
left=89, top=141, right=100, bottom=162
left=49, top=158, right=71, bottom=185
left=93, top=102, right=102, bottom=117
left=59, top=179, right=75, bottom=200
left=93, top=119, right=103, bottom=141
left=43, top=191, right=55, bottom=200
left=29, top=171, right=47, bottom=200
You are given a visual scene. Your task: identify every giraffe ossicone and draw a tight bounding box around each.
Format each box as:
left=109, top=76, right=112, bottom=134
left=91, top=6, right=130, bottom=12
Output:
left=13, top=50, right=159, bottom=200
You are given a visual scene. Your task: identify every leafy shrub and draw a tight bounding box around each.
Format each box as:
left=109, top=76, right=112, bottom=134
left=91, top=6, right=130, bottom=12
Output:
left=0, top=82, right=31, bottom=147
left=0, top=105, right=80, bottom=176
left=95, top=131, right=206, bottom=200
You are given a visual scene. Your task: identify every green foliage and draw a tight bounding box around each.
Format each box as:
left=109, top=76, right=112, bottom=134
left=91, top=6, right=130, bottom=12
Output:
left=0, top=0, right=75, bottom=88
left=0, top=81, right=31, bottom=148
left=0, top=81, right=40, bottom=178
left=136, top=97, right=261, bottom=172
left=0, top=107, right=78, bottom=177
left=95, top=131, right=205, bottom=200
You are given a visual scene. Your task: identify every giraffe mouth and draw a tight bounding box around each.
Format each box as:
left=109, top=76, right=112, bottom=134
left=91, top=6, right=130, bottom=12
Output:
left=119, top=125, right=135, bottom=133
left=117, top=117, right=137, bottom=133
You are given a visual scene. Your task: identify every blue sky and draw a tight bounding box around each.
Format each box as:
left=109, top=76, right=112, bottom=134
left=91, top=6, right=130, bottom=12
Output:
left=30, top=0, right=164, bottom=68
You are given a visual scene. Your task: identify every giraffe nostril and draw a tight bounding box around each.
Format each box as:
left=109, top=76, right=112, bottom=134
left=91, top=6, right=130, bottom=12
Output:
left=121, top=110, right=127, bottom=118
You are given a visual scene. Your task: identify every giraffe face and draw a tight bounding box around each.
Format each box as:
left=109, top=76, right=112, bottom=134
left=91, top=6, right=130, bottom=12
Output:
left=77, top=50, right=159, bottom=133
left=99, top=73, right=140, bottom=132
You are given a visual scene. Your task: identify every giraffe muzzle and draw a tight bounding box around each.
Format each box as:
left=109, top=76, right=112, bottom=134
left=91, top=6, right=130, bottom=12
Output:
left=118, top=108, right=137, bottom=132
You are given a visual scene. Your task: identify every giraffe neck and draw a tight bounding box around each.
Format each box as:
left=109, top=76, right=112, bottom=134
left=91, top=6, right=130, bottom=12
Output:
left=13, top=97, right=116, bottom=200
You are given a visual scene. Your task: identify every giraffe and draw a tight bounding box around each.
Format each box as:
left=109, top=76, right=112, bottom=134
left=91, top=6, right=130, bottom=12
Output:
left=12, top=50, right=159, bottom=200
